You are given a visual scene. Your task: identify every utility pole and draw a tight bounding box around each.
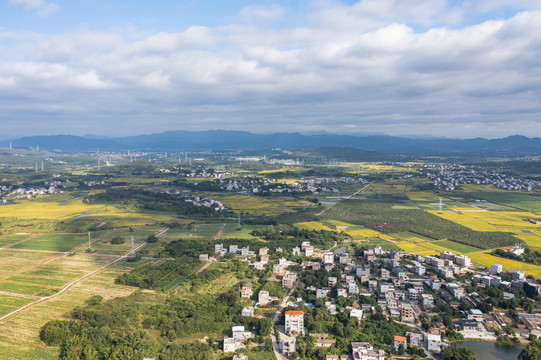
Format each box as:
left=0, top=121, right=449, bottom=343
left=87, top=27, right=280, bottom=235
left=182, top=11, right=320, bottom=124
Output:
left=88, top=232, right=91, bottom=251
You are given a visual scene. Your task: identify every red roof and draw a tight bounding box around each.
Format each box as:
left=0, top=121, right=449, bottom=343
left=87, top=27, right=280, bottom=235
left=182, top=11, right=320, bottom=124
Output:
left=394, top=336, right=407, bottom=342
left=285, top=310, right=305, bottom=316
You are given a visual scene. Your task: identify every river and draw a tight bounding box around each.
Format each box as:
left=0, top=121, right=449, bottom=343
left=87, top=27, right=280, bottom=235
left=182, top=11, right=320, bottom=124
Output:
left=458, top=341, right=523, bottom=360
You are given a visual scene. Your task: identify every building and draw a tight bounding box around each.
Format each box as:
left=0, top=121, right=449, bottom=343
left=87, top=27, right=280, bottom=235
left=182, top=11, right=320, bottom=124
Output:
left=328, top=277, right=338, bottom=287
left=455, top=254, right=471, bottom=267
left=285, top=310, right=304, bottom=336
left=491, top=263, right=503, bottom=274
left=223, top=336, right=236, bottom=353
left=415, top=264, right=426, bottom=276
left=421, top=294, right=434, bottom=310
left=513, top=271, right=526, bottom=281
left=310, top=333, right=336, bottom=348
left=467, top=309, right=483, bottom=321
left=282, top=271, right=297, bottom=288
left=258, top=290, right=271, bottom=305
left=448, top=283, right=465, bottom=299
left=351, top=342, right=385, bottom=360
left=259, top=247, right=268, bottom=256
left=400, top=304, right=415, bottom=322
left=350, top=309, right=363, bottom=322
left=241, top=286, right=253, bottom=299
left=323, top=251, right=334, bottom=264
left=304, top=245, right=314, bottom=257
left=393, top=336, right=407, bottom=352
left=408, top=288, right=419, bottom=301
left=426, top=331, right=442, bottom=352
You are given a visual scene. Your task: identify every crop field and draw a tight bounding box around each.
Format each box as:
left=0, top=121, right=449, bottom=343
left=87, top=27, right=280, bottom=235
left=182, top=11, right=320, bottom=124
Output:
left=467, top=250, right=540, bottom=271
left=428, top=240, right=481, bottom=254
left=428, top=210, right=499, bottom=232
left=0, top=295, right=33, bottom=318
left=221, top=224, right=261, bottom=239
left=0, top=235, right=30, bottom=247
left=355, top=238, right=401, bottom=251
left=458, top=185, right=541, bottom=212
left=212, top=194, right=295, bottom=216
left=10, top=233, right=87, bottom=252
left=0, top=254, right=112, bottom=297
left=295, top=221, right=333, bottom=231
left=0, top=251, right=54, bottom=278
left=396, top=241, right=432, bottom=254
left=0, top=259, right=142, bottom=360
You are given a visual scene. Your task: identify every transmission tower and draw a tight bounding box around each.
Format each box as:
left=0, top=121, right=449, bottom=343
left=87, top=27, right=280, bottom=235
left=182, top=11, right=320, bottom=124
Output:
left=130, top=236, right=135, bottom=259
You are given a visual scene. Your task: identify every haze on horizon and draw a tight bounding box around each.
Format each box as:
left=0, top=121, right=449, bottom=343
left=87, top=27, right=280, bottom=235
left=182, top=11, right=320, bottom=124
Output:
left=1, top=0, right=541, bottom=139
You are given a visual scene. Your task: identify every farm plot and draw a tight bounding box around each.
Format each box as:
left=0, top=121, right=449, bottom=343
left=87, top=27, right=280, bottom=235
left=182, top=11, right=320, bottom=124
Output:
left=0, top=295, right=33, bottom=318
left=0, top=235, right=30, bottom=247
left=295, top=221, right=333, bottom=231
left=428, top=210, right=499, bottom=232
left=0, top=254, right=112, bottom=296
left=11, top=234, right=87, bottom=252
left=396, top=242, right=432, bottom=254
left=428, top=240, right=481, bottom=254
left=221, top=224, right=262, bottom=240
left=213, top=194, right=296, bottom=216
left=0, top=259, right=143, bottom=360
left=467, top=250, right=538, bottom=271
left=0, top=251, right=53, bottom=278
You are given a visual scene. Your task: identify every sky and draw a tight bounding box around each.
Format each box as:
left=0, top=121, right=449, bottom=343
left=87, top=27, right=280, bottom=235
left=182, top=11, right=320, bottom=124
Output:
left=1, top=0, right=541, bottom=139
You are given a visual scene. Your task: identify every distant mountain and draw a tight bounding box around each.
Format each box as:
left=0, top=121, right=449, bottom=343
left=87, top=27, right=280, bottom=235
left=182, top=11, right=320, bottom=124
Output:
left=1, top=131, right=541, bottom=156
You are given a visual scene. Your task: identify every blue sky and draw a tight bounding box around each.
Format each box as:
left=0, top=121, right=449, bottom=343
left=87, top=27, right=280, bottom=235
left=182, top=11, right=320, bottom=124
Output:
left=1, top=0, right=541, bottom=138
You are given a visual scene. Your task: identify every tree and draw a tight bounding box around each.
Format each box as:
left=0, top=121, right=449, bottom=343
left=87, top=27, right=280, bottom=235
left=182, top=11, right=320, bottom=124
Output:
left=521, top=339, right=541, bottom=360
left=441, top=344, right=479, bottom=360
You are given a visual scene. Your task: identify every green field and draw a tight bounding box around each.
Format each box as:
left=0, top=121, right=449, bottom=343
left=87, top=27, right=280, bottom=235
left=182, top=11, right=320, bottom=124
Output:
left=0, top=295, right=33, bottom=317
left=428, top=240, right=481, bottom=254
left=11, top=234, right=87, bottom=252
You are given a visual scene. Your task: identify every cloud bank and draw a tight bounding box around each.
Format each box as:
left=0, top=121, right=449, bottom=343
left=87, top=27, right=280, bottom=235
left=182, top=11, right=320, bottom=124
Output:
left=1, top=0, right=541, bottom=138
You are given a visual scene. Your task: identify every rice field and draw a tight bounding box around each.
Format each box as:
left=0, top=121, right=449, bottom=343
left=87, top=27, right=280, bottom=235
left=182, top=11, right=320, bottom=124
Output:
left=0, top=251, right=54, bottom=278
left=211, top=195, right=295, bottom=216
left=467, top=250, right=540, bottom=271
left=396, top=242, right=432, bottom=254
left=11, top=234, right=87, bottom=252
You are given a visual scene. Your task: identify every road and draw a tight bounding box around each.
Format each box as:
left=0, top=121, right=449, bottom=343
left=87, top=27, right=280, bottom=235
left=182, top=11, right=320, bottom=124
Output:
left=271, top=283, right=297, bottom=360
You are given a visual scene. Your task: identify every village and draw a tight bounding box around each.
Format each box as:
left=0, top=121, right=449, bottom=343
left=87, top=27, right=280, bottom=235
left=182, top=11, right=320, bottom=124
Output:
left=199, top=238, right=541, bottom=360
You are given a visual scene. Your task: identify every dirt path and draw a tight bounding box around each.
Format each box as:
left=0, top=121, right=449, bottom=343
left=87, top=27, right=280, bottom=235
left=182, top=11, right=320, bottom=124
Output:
left=196, top=261, right=213, bottom=275
left=0, top=229, right=118, bottom=281
left=0, top=242, right=147, bottom=323
left=2, top=233, right=41, bottom=249
left=213, top=223, right=226, bottom=240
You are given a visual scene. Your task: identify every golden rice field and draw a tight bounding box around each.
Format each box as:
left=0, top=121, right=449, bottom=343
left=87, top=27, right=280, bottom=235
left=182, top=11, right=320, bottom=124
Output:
left=396, top=242, right=432, bottom=254
left=467, top=250, right=539, bottom=271
left=295, top=221, right=333, bottom=231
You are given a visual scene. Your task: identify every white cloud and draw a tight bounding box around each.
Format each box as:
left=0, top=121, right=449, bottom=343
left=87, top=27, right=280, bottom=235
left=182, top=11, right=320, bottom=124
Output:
left=9, top=0, right=59, bottom=18
left=1, top=1, right=541, bottom=137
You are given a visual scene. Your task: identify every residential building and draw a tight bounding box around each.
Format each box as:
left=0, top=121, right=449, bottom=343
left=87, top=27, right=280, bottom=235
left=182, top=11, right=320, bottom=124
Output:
left=285, top=310, right=304, bottom=336
left=324, top=251, right=334, bottom=264
left=241, top=286, right=252, bottom=299
left=282, top=271, right=297, bottom=288
left=258, top=291, right=270, bottom=305
left=491, top=263, right=503, bottom=274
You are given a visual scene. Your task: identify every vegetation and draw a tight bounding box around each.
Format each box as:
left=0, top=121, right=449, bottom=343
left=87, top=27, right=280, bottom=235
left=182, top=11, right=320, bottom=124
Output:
left=322, top=198, right=522, bottom=250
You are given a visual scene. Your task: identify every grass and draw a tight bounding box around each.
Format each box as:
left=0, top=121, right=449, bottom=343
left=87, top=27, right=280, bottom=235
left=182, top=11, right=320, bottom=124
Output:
left=0, top=235, right=30, bottom=247
left=0, top=295, right=33, bottom=317
left=430, top=240, right=481, bottom=254
left=0, top=258, right=141, bottom=360
left=0, top=251, right=54, bottom=278
left=11, top=234, right=87, bottom=252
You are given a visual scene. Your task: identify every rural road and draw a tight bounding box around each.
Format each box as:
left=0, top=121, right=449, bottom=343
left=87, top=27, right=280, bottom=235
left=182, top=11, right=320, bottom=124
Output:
left=316, top=182, right=373, bottom=216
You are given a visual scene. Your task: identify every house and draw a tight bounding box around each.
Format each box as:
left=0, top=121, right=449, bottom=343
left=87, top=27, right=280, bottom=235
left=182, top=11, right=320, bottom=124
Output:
left=467, top=309, right=483, bottom=321
left=352, top=342, right=385, bottom=360
left=310, top=333, right=336, bottom=348
left=350, top=309, right=363, bottom=322
left=282, top=271, right=297, bottom=288
left=328, top=277, right=338, bottom=287
left=421, top=294, right=434, bottom=310
left=324, top=251, right=334, bottom=264
left=392, top=336, right=407, bottom=352
left=259, top=247, right=268, bottom=256
left=241, top=307, right=254, bottom=316
left=241, top=286, right=253, bottom=299
left=199, top=253, right=209, bottom=261
left=407, top=332, right=423, bottom=348
left=400, top=304, right=415, bottom=322
left=426, top=330, right=442, bottom=352
left=258, top=291, right=271, bottom=305
left=285, top=311, right=304, bottom=336
left=281, top=337, right=296, bottom=357
left=223, top=336, right=236, bottom=353
left=459, top=319, right=478, bottom=331
left=491, top=263, right=503, bottom=274
left=317, top=288, right=332, bottom=298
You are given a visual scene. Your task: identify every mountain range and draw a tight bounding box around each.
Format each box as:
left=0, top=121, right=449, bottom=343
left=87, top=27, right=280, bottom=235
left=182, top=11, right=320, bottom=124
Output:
left=1, top=130, right=541, bottom=155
